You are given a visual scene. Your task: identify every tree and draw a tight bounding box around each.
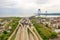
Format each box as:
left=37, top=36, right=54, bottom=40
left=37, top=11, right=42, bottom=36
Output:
left=3, top=31, right=8, bottom=34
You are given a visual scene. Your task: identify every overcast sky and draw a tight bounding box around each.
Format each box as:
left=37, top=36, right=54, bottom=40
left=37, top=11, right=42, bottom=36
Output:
left=0, top=0, right=60, bottom=17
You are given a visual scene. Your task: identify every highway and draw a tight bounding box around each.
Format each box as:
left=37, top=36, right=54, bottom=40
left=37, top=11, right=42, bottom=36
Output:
left=14, top=18, right=43, bottom=40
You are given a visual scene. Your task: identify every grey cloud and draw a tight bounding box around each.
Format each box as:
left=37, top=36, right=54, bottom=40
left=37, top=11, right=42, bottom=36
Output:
left=36, top=0, right=48, bottom=4
left=0, top=8, right=35, bottom=17
left=0, top=0, right=17, bottom=8
left=0, top=0, right=60, bottom=17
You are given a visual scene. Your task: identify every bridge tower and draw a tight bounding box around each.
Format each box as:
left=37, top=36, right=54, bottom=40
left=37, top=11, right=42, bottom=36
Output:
left=37, top=9, right=41, bottom=17
left=45, top=11, right=47, bottom=16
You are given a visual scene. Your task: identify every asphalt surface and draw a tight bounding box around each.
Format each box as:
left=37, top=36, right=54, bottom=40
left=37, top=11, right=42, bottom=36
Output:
left=14, top=18, right=43, bottom=40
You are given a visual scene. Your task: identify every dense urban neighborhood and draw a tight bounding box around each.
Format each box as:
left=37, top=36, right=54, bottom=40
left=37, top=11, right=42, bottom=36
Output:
left=0, top=17, right=20, bottom=40
left=0, top=16, right=60, bottom=40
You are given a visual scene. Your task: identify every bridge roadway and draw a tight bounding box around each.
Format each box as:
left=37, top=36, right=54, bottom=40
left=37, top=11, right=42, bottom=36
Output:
left=14, top=18, right=43, bottom=40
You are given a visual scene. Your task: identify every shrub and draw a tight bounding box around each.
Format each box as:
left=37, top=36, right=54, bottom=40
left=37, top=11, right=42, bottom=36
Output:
left=50, top=32, right=57, bottom=39
left=3, top=31, right=8, bottom=34
left=31, top=20, right=57, bottom=40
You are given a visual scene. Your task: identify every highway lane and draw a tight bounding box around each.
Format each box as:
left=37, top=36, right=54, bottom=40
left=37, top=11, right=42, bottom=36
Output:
left=8, top=19, right=22, bottom=40
left=14, top=27, right=21, bottom=40
left=29, top=31, right=35, bottom=40
left=27, top=25, right=39, bottom=40
left=14, top=18, right=43, bottom=40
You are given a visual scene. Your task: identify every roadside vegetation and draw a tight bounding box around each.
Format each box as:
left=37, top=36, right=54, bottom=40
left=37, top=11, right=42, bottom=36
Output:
left=10, top=26, right=19, bottom=40
left=31, top=17, right=57, bottom=40
left=0, top=17, right=20, bottom=40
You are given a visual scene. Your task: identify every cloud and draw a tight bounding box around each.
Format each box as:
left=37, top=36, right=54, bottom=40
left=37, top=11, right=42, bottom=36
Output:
left=0, top=0, right=60, bottom=17
left=0, top=8, right=34, bottom=17
left=0, top=0, right=49, bottom=9
left=36, top=0, right=48, bottom=4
